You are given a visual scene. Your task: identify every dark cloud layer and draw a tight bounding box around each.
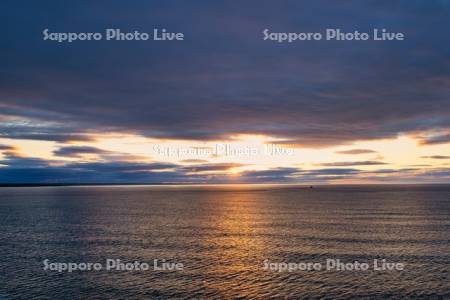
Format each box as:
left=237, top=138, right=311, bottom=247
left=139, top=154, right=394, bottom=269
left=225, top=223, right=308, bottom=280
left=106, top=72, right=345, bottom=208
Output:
left=0, top=0, right=449, bottom=148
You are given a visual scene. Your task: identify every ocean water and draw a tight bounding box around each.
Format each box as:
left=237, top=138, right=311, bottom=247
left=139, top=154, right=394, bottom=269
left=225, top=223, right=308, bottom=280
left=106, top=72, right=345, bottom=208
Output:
left=0, top=184, right=449, bottom=299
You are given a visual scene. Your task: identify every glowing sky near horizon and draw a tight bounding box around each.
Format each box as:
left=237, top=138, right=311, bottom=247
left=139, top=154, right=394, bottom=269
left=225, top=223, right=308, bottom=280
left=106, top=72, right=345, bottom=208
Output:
left=1, top=1, right=450, bottom=183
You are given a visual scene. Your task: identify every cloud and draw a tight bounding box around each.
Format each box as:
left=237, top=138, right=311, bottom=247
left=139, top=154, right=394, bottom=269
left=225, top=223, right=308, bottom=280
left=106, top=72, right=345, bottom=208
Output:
left=4, top=133, right=94, bottom=142
left=53, top=146, right=110, bottom=157
left=336, top=149, right=377, bottom=155
left=0, top=153, right=249, bottom=183
left=52, top=145, right=153, bottom=163
left=239, top=167, right=301, bottom=183
left=419, top=134, right=450, bottom=145
left=0, top=150, right=448, bottom=184
left=0, top=144, right=16, bottom=151
left=318, top=161, right=388, bottom=167
left=424, top=169, right=450, bottom=177
left=0, top=153, right=181, bottom=184
left=421, top=155, right=450, bottom=159
left=365, top=168, right=418, bottom=174
left=0, top=144, right=20, bottom=158
left=302, top=168, right=360, bottom=175
left=0, top=112, right=95, bottom=142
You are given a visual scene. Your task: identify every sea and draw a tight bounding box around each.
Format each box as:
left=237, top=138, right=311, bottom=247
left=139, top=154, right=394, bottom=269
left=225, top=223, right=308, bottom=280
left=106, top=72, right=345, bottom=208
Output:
left=0, top=184, right=449, bottom=299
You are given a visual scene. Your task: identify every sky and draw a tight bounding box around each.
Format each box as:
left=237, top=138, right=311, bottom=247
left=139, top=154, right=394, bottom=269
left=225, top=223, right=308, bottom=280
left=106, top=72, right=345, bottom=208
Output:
left=0, top=0, right=450, bottom=184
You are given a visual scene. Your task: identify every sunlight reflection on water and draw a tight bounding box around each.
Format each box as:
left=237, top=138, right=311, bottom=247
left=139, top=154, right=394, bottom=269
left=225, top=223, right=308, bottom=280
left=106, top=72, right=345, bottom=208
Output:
left=0, top=184, right=449, bottom=299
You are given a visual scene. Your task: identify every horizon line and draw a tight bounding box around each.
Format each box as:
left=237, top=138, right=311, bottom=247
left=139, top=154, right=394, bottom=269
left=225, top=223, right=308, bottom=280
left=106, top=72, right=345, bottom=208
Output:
left=1, top=182, right=449, bottom=188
